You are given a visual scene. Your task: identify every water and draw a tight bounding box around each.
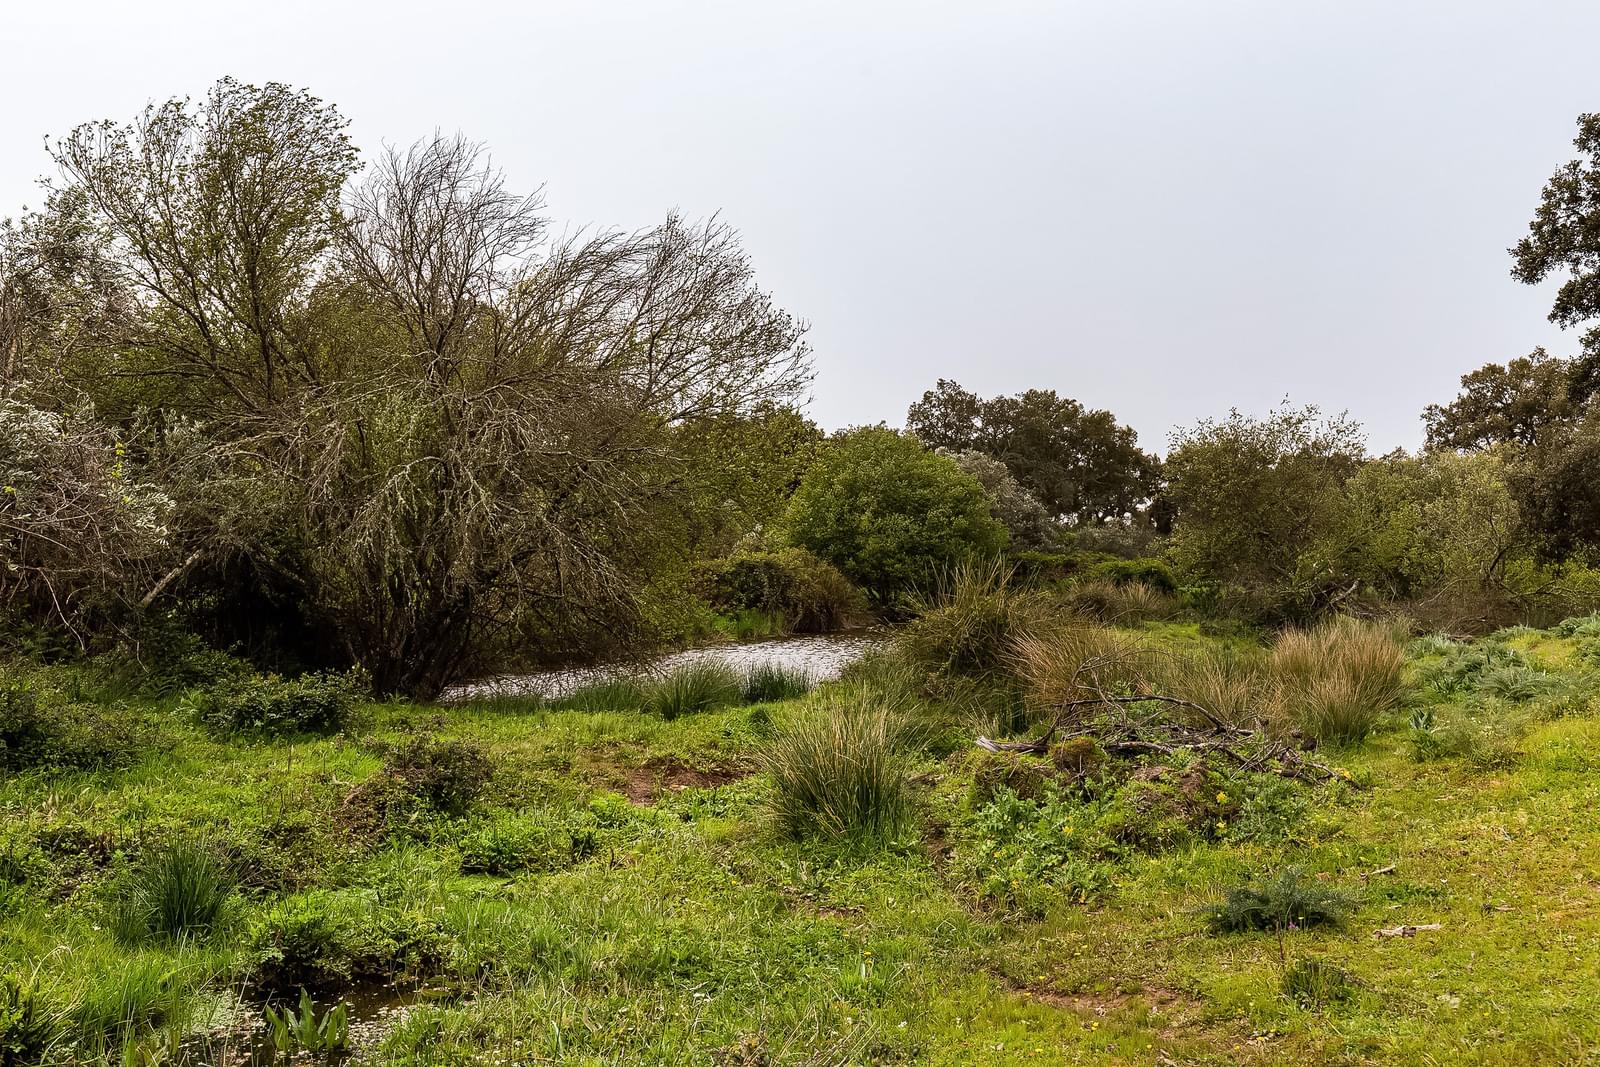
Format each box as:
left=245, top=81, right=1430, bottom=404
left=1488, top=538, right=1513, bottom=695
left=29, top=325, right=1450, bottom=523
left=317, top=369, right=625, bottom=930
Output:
left=449, top=630, right=884, bottom=700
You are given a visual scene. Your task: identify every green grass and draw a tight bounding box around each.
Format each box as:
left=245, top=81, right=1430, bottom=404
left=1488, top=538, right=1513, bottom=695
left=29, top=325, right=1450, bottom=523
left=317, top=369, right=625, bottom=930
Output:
left=5, top=619, right=1600, bottom=1063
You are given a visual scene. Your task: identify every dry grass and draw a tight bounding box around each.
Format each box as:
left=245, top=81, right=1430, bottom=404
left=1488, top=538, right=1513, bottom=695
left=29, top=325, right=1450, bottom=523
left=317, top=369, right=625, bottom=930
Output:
left=1156, top=645, right=1277, bottom=730
left=1271, top=616, right=1408, bottom=743
left=1009, top=624, right=1156, bottom=712
left=1062, top=580, right=1178, bottom=625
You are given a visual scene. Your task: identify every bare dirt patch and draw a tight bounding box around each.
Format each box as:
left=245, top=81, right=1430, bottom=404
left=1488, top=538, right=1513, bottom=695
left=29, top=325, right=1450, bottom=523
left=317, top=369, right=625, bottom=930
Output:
left=614, top=757, right=748, bottom=804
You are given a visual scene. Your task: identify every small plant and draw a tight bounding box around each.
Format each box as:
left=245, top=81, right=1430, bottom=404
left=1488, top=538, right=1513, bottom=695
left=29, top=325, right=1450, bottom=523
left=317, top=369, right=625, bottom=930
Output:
left=1475, top=664, right=1560, bottom=703
left=110, top=840, right=234, bottom=943
left=953, top=786, right=1116, bottom=914
left=644, top=662, right=743, bottom=720
left=762, top=689, right=910, bottom=840
left=384, top=737, right=494, bottom=815
left=1204, top=868, right=1350, bottom=933
left=263, top=989, right=349, bottom=1063
left=741, top=661, right=813, bottom=704
left=191, top=670, right=364, bottom=737
left=1281, top=957, right=1354, bottom=1007
left=0, top=973, right=63, bottom=1066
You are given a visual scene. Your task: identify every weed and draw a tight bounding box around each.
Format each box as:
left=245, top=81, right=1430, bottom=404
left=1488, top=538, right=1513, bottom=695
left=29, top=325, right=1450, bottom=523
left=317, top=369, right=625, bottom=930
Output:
left=190, top=670, right=364, bottom=737
left=1281, top=957, right=1354, bottom=1007
left=263, top=989, right=349, bottom=1062
left=1205, top=868, right=1350, bottom=933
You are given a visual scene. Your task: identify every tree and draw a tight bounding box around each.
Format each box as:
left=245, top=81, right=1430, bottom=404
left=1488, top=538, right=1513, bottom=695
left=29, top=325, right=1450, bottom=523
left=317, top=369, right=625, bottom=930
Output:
left=1423, top=348, right=1580, bottom=451
left=905, top=379, right=1156, bottom=524
left=940, top=448, right=1065, bottom=551
left=784, top=427, right=1007, bottom=603
left=1165, top=404, right=1365, bottom=618
left=28, top=85, right=811, bottom=696
left=1508, top=407, right=1600, bottom=563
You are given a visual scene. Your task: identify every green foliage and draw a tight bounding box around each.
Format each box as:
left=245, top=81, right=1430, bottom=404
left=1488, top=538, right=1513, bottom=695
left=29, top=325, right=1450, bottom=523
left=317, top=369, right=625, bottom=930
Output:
left=0, top=973, right=63, bottom=1066
left=457, top=811, right=598, bottom=876
left=1415, top=638, right=1531, bottom=696
left=899, top=560, right=1049, bottom=678
left=644, top=662, right=743, bottom=720
left=1083, top=557, right=1178, bottom=592
left=1204, top=868, right=1350, bottom=933
left=784, top=426, right=1007, bottom=604
left=694, top=547, right=866, bottom=634
left=740, top=662, right=814, bottom=704
left=954, top=787, right=1116, bottom=914
left=191, top=670, right=364, bottom=737
left=382, top=737, right=495, bottom=816
left=551, top=677, right=648, bottom=712
left=248, top=888, right=447, bottom=993
left=0, top=675, right=160, bottom=772
left=906, top=379, right=1158, bottom=525
left=762, top=689, right=910, bottom=840
left=1166, top=403, right=1365, bottom=621
left=941, top=448, right=1068, bottom=551
left=1281, top=958, right=1354, bottom=1008
left=263, top=989, right=350, bottom=1062
left=109, top=840, right=234, bottom=944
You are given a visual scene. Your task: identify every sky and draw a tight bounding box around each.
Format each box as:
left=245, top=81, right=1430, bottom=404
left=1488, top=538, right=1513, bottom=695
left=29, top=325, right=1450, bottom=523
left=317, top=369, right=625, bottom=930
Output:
left=3, top=0, right=1598, bottom=454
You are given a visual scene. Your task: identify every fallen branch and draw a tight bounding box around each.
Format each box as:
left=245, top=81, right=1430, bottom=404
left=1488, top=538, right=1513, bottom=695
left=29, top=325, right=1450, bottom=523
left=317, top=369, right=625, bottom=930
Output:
left=1375, top=923, right=1442, bottom=938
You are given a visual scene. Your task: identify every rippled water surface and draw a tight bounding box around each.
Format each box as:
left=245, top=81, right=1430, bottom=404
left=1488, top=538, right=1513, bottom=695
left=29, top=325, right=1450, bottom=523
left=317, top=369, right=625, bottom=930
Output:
left=450, top=630, right=885, bottom=700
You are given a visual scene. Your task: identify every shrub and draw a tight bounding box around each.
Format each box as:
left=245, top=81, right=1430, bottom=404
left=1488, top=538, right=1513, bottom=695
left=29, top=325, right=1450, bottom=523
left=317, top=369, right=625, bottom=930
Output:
left=1084, top=557, right=1178, bottom=593
left=785, top=426, right=1008, bottom=605
left=192, top=670, right=364, bottom=737
left=1281, top=958, right=1354, bottom=1007
left=644, top=662, right=743, bottom=720
left=1204, top=868, right=1350, bottom=933
left=695, top=548, right=867, bottom=633
left=0, top=676, right=160, bottom=772
left=741, top=662, right=813, bottom=704
left=110, top=840, right=234, bottom=943
left=763, top=689, right=910, bottom=840
left=1272, top=617, right=1407, bottom=744
left=457, top=812, right=598, bottom=876
left=384, top=737, right=495, bottom=816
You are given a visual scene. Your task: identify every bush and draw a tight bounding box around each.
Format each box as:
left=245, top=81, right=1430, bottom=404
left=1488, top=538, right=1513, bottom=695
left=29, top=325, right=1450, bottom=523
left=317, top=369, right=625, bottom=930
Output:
left=785, top=426, right=1008, bottom=605
left=0, top=675, right=161, bottom=772
left=110, top=840, right=234, bottom=943
left=1204, top=868, right=1350, bottom=933
left=644, top=662, right=743, bottom=720
left=384, top=737, right=495, bottom=816
left=1062, top=580, right=1177, bottom=625
left=192, top=670, right=364, bottom=737
left=763, top=689, right=910, bottom=840
left=1272, top=617, right=1407, bottom=744
left=694, top=548, right=866, bottom=633
left=458, top=812, right=598, bottom=875
left=741, top=662, right=814, bottom=703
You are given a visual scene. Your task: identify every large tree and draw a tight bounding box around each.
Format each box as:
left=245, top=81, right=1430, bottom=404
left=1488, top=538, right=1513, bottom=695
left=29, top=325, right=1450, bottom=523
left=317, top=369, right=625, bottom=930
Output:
left=1423, top=348, right=1581, bottom=451
left=23, top=82, right=811, bottom=696
left=905, top=379, right=1156, bottom=524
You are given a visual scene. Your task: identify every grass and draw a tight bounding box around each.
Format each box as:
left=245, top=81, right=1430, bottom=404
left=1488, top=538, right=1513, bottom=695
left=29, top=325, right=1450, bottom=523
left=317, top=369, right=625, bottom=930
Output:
left=762, top=687, right=910, bottom=840
left=642, top=661, right=744, bottom=719
left=1203, top=867, right=1351, bottom=933
left=6, top=615, right=1600, bottom=1063
left=741, top=661, right=814, bottom=703
left=1272, top=616, right=1407, bottom=743
left=109, top=840, right=233, bottom=943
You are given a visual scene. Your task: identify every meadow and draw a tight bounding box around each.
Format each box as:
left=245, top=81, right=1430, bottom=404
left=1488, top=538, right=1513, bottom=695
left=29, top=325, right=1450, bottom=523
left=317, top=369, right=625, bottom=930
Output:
left=5, top=595, right=1600, bottom=1066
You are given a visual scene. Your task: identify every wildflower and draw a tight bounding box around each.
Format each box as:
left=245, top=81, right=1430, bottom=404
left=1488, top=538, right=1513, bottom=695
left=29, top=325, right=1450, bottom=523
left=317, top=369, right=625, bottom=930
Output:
left=1216, top=791, right=1229, bottom=804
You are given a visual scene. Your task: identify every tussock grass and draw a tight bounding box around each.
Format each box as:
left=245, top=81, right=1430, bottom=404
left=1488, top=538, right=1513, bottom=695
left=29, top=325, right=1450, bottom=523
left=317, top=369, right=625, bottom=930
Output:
left=644, top=662, right=743, bottom=720
left=1009, top=624, right=1155, bottom=710
left=110, top=840, right=233, bottom=943
left=1063, top=579, right=1178, bottom=625
left=741, top=661, right=814, bottom=704
left=1272, top=617, right=1408, bottom=743
left=1157, top=645, right=1276, bottom=730
left=900, top=559, right=1052, bottom=677
left=762, top=688, right=910, bottom=840
left=552, top=676, right=650, bottom=712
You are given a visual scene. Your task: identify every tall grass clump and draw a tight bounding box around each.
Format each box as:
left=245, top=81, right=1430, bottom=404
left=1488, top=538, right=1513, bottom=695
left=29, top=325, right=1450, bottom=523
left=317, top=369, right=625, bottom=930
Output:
left=111, top=840, right=234, bottom=943
left=551, top=676, right=648, bottom=712
left=1271, top=616, right=1407, bottom=744
left=1009, top=624, right=1155, bottom=711
left=741, top=661, right=814, bottom=703
left=900, top=559, right=1050, bottom=678
left=763, top=688, right=910, bottom=840
left=1158, top=645, right=1276, bottom=730
left=1062, top=579, right=1178, bottom=625
left=644, top=662, right=743, bottom=719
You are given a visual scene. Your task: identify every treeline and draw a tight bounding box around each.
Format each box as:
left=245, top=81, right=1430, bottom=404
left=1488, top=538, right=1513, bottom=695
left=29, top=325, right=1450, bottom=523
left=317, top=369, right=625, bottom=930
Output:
left=5, top=81, right=1600, bottom=696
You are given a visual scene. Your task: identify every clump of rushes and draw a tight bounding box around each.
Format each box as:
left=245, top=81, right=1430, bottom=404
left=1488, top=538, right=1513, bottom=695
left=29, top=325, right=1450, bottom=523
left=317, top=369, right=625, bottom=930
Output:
left=1204, top=867, right=1350, bottom=933
left=551, top=676, right=648, bottom=712
left=741, top=661, right=814, bottom=703
left=762, top=687, right=910, bottom=840
left=1272, top=616, right=1407, bottom=744
left=111, top=840, right=234, bottom=943
left=644, top=662, right=743, bottom=720
left=1281, top=957, right=1355, bottom=1007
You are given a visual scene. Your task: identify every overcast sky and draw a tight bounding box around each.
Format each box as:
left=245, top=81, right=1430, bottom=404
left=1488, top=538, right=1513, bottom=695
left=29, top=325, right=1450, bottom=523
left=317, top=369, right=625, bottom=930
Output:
left=4, top=1, right=1597, bottom=453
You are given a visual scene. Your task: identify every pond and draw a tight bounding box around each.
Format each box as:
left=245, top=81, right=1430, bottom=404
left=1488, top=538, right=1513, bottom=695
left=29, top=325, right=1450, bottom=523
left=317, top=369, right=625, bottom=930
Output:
left=448, top=629, right=886, bottom=701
